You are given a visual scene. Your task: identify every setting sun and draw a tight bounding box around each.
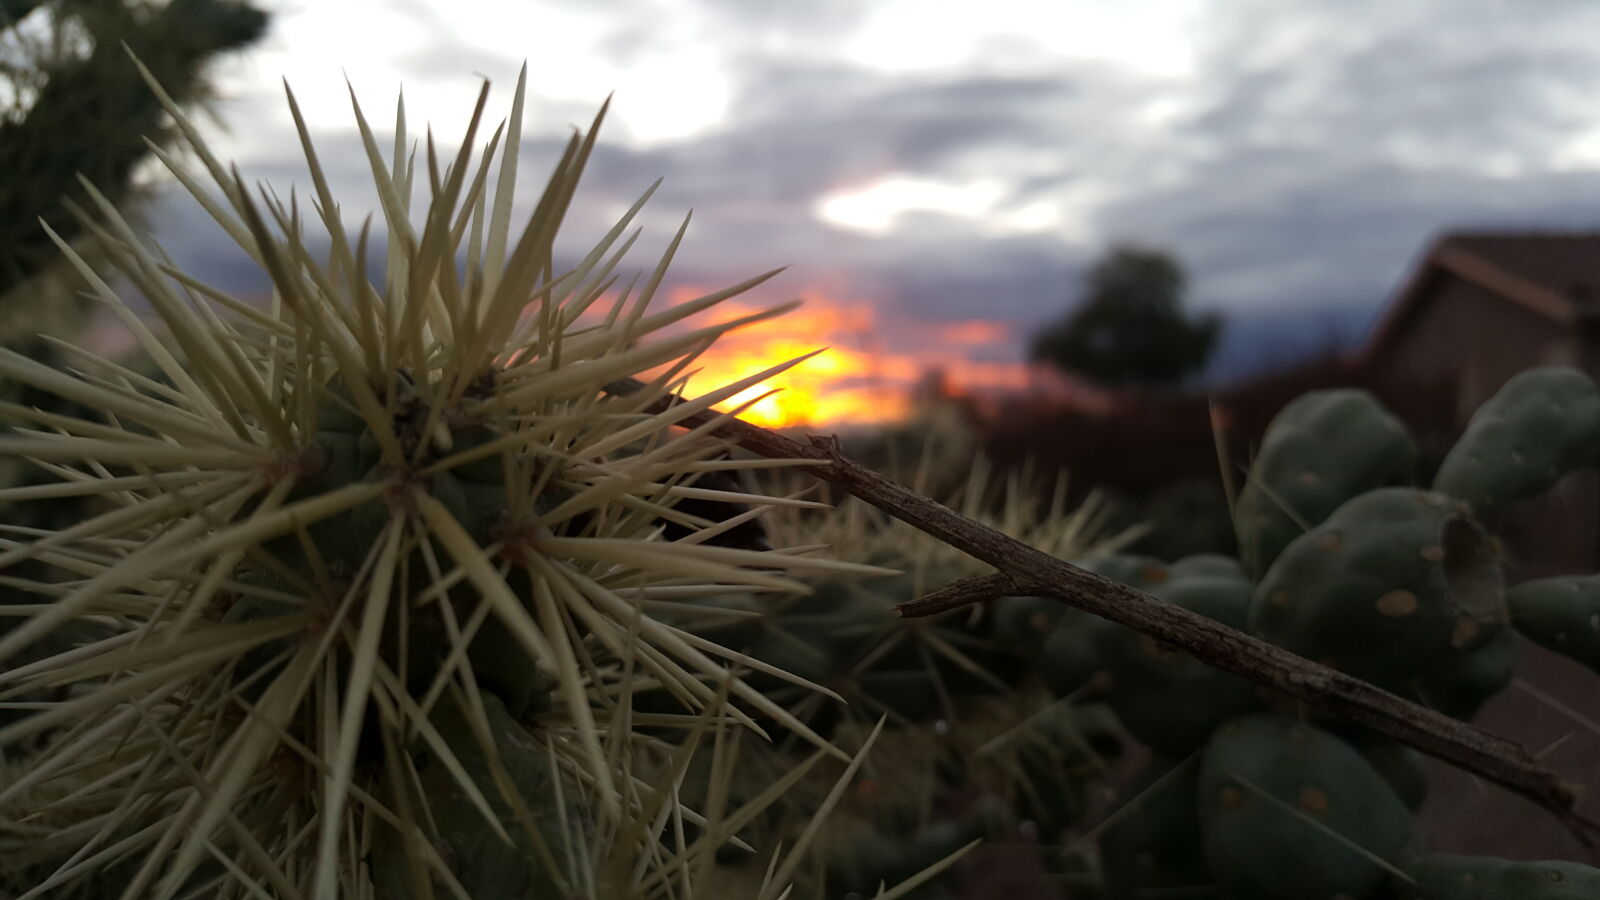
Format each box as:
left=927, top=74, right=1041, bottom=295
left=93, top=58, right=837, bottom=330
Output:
left=658, top=286, right=1030, bottom=429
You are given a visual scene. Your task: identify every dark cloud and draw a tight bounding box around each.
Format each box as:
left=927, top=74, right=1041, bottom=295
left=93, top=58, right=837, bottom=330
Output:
left=1093, top=0, right=1600, bottom=320
left=559, top=58, right=1105, bottom=214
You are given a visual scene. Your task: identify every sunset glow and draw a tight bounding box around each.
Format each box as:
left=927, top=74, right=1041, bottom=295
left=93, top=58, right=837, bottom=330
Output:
left=662, top=286, right=1032, bottom=429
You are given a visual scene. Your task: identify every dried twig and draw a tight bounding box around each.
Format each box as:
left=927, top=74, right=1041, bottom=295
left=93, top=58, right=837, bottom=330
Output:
left=606, top=376, right=1599, bottom=844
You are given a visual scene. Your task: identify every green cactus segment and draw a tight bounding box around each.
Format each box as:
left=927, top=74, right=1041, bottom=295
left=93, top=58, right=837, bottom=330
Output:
left=726, top=559, right=1026, bottom=730
left=1093, top=555, right=1261, bottom=752
left=1198, top=714, right=1413, bottom=900
left=375, top=693, right=571, bottom=899
left=1009, top=702, right=1123, bottom=836
left=1097, top=756, right=1215, bottom=899
left=1337, top=730, right=1429, bottom=811
left=1076, top=552, right=1179, bottom=590
left=1507, top=575, right=1600, bottom=674
left=1249, top=488, right=1505, bottom=693
left=827, top=807, right=995, bottom=896
left=1033, top=553, right=1172, bottom=698
left=281, top=373, right=535, bottom=570
left=1235, top=389, right=1418, bottom=578
left=1036, top=613, right=1106, bottom=699
left=1432, top=367, right=1600, bottom=516
left=658, top=575, right=931, bottom=731
left=1414, top=624, right=1514, bottom=720
left=1396, top=853, right=1600, bottom=899
left=251, top=374, right=574, bottom=718
left=1165, top=553, right=1249, bottom=580
left=990, top=594, right=1068, bottom=659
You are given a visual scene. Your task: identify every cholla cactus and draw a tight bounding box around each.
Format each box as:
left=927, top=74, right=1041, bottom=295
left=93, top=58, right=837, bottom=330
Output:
left=745, top=458, right=1127, bottom=733
left=660, top=461, right=1131, bottom=895
left=1015, top=374, right=1600, bottom=899
left=0, top=65, right=884, bottom=898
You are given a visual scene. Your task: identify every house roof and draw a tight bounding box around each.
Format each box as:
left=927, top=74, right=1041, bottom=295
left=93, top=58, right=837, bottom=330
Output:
left=1360, top=230, right=1600, bottom=365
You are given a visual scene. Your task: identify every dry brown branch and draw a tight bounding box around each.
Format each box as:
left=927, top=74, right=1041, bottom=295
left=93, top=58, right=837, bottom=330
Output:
left=605, top=376, right=1599, bottom=844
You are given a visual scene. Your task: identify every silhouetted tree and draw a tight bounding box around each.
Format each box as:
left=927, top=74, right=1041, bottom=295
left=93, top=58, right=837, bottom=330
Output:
left=0, top=0, right=269, bottom=301
left=1031, top=243, right=1221, bottom=387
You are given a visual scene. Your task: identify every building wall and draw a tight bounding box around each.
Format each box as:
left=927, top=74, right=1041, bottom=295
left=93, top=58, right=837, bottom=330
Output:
left=1368, top=271, right=1596, bottom=577
left=1370, top=273, right=1579, bottom=423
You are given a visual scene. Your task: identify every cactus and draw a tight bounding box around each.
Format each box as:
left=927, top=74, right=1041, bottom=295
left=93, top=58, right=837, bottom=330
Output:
left=1432, top=367, right=1600, bottom=518
left=660, top=466, right=1132, bottom=895
left=1069, top=374, right=1600, bottom=896
left=1413, top=622, right=1515, bottom=720
left=1197, top=714, right=1414, bottom=900
left=826, top=807, right=993, bottom=898
left=8, top=24, right=1600, bottom=898
left=1088, top=554, right=1261, bottom=753
left=1012, top=554, right=1263, bottom=752
left=1337, top=729, right=1430, bottom=812
left=1097, top=756, right=1215, bottom=898
left=1249, top=487, right=1505, bottom=694
left=1396, top=853, right=1600, bottom=899
left=1000, top=698, right=1122, bottom=839
left=371, top=692, right=570, bottom=899
left=0, top=3, right=270, bottom=727
left=1506, top=574, right=1600, bottom=674
left=0, top=70, right=902, bottom=897
left=1234, top=389, right=1417, bottom=578
left=1025, top=551, right=1170, bottom=698
left=991, top=592, right=1067, bottom=659
left=745, top=463, right=1118, bottom=734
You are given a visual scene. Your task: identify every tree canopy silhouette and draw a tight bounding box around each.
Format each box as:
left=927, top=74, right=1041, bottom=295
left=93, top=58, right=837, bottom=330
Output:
left=1031, top=243, right=1221, bottom=387
left=0, top=0, right=269, bottom=301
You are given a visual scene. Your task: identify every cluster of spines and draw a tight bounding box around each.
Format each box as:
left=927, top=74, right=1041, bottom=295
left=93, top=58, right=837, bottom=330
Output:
left=0, top=65, right=903, bottom=899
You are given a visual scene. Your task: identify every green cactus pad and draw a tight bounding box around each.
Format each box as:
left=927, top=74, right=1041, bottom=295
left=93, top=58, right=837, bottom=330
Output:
left=1433, top=367, right=1600, bottom=516
left=1064, top=552, right=1175, bottom=609
left=1396, top=853, right=1600, bottom=899
left=1249, top=487, right=1505, bottom=693
left=1036, top=612, right=1107, bottom=699
left=1413, top=624, right=1515, bottom=720
left=990, top=594, right=1068, bottom=659
left=1235, top=389, right=1418, bottom=578
left=1336, top=729, right=1430, bottom=811
left=1098, top=756, right=1215, bottom=898
left=1093, top=555, right=1261, bottom=752
left=1198, top=714, right=1413, bottom=900
left=1034, top=553, right=1173, bottom=698
left=1506, top=574, right=1600, bottom=674
left=827, top=807, right=994, bottom=896
left=1009, top=702, right=1122, bottom=835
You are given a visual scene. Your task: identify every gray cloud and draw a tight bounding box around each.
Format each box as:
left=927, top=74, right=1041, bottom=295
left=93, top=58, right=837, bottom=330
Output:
left=145, top=0, right=1600, bottom=381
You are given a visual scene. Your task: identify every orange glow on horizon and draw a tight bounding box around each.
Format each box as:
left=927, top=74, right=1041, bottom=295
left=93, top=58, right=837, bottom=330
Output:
left=656, top=285, right=1033, bottom=429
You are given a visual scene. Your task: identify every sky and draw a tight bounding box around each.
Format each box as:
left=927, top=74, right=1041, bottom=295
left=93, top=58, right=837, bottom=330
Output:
left=140, top=0, right=1600, bottom=424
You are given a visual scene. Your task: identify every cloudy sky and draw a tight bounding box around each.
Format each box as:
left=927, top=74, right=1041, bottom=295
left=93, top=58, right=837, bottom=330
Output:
left=147, top=0, right=1600, bottom=421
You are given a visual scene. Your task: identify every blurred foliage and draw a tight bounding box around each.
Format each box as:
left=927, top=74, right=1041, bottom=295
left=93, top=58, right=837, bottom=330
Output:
left=0, top=0, right=268, bottom=306
left=1031, top=243, right=1221, bottom=388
